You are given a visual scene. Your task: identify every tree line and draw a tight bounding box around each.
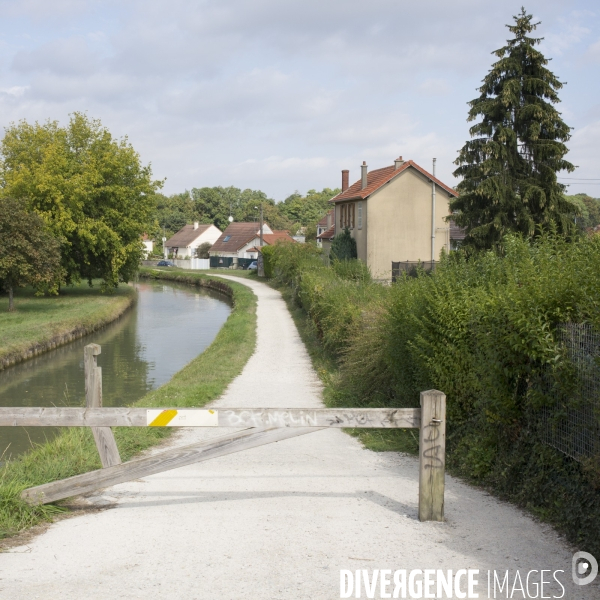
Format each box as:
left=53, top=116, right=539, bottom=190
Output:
left=153, top=186, right=338, bottom=248
left=0, top=111, right=338, bottom=310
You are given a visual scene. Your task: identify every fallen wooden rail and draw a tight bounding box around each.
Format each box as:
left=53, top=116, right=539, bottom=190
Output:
left=22, top=426, right=322, bottom=505
left=8, top=344, right=446, bottom=522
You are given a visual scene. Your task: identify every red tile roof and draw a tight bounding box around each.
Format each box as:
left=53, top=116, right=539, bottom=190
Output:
left=318, top=210, right=333, bottom=227
left=317, top=225, right=335, bottom=240
left=329, top=160, right=458, bottom=203
left=262, top=231, right=295, bottom=245
left=210, top=222, right=267, bottom=253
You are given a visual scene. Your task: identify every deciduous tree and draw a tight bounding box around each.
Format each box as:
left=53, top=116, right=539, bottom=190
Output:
left=0, top=198, right=61, bottom=311
left=0, top=113, right=162, bottom=290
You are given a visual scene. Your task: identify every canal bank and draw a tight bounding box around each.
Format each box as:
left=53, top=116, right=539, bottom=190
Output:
left=0, top=270, right=257, bottom=542
left=0, top=283, right=137, bottom=372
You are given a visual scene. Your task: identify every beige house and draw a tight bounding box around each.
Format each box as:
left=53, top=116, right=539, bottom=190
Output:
left=329, top=157, right=460, bottom=280
left=164, top=222, right=222, bottom=258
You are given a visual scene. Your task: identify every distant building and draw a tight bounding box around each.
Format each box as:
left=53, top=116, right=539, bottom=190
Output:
left=316, top=224, right=335, bottom=255
left=316, top=210, right=334, bottom=248
left=329, top=157, right=463, bottom=280
left=164, top=222, right=222, bottom=258
left=209, top=223, right=296, bottom=267
left=141, top=234, right=154, bottom=257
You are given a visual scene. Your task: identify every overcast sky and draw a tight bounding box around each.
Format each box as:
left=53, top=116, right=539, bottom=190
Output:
left=0, top=0, right=598, bottom=200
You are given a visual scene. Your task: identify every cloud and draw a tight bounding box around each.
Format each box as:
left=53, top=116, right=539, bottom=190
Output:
left=587, top=39, right=600, bottom=62
left=0, top=0, right=595, bottom=199
left=13, top=37, right=100, bottom=76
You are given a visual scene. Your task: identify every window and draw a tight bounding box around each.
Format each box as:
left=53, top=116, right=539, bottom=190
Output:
left=223, top=235, right=231, bottom=242
left=357, top=202, right=362, bottom=229
left=339, top=203, right=356, bottom=229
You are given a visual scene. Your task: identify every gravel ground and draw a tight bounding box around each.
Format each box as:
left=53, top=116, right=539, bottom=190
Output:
left=1, top=275, right=598, bottom=599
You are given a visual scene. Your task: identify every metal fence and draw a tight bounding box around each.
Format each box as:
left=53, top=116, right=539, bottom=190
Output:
left=541, top=322, right=600, bottom=461
left=391, top=261, right=437, bottom=282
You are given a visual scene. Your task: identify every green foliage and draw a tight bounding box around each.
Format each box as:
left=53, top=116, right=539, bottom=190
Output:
left=270, top=234, right=600, bottom=554
left=330, top=228, right=357, bottom=262
left=0, top=198, right=61, bottom=311
left=451, top=9, right=577, bottom=251
left=278, top=188, right=339, bottom=226
left=260, top=245, right=276, bottom=279
left=0, top=113, right=162, bottom=290
left=195, top=242, right=212, bottom=259
left=565, top=193, right=600, bottom=229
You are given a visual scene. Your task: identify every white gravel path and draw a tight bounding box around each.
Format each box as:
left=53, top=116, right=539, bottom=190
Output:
left=1, top=275, right=598, bottom=599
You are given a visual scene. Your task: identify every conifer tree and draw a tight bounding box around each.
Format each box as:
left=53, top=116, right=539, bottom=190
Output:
left=450, top=8, right=577, bottom=251
left=330, top=227, right=357, bottom=262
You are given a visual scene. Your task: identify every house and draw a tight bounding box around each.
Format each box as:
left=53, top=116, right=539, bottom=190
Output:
left=316, top=224, right=335, bottom=254
left=141, top=234, right=154, bottom=258
left=208, top=222, right=273, bottom=267
left=164, top=222, right=222, bottom=258
left=328, top=156, right=462, bottom=280
left=209, top=223, right=296, bottom=267
left=316, top=210, right=334, bottom=248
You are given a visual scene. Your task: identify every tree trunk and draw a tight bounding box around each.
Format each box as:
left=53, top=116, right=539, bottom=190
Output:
left=8, top=286, right=14, bottom=312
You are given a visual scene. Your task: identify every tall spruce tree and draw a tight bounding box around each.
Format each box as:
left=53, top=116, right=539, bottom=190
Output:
left=450, top=8, right=577, bottom=251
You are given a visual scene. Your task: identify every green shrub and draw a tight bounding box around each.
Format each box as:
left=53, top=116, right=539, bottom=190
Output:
left=269, top=233, right=600, bottom=554
left=330, top=227, right=357, bottom=261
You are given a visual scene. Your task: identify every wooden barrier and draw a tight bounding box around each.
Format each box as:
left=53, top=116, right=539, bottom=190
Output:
left=8, top=345, right=446, bottom=521
left=84, top=344, right=121, bottom=468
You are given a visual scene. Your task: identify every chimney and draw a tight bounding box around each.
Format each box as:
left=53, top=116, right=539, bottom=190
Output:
left=193, top=222, right=199, bottom=230
left=361, top=161, right=368, bottom=190
left=394, top=156, right=404, bottom=170
left=341, top=169, right=349, bottom=192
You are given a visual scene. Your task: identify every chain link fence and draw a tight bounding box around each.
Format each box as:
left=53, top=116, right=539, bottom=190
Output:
left=541, top=323, right=600, bottom=461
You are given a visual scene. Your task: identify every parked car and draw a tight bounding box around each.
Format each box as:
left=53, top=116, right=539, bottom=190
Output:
left=246, top=260, right=258, bottom=271
left=157, top=260, right=174, bottom=267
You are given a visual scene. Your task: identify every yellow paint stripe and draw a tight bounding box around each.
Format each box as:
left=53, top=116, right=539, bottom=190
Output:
left=149, top=409, right=178, bottom=427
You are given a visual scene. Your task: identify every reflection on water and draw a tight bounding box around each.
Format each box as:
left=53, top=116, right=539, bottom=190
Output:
left=0, top=280, right=231, bottom=457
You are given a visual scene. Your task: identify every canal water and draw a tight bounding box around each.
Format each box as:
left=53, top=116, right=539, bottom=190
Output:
left=0, top=279, right=231, bottom=458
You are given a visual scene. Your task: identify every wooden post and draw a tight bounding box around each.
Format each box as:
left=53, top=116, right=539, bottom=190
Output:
left=84, top=344, right=121, bottom=468
left=418, top=389, right=446, bottom=522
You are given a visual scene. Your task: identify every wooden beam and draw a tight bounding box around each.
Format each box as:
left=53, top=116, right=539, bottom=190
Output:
left=84, top=344, right=121, bottom=468
left=0, top=407, right=421, bottom=429
left=418, top=390, right=446, bottom=522
left=22, top=426, right=323, bottom=506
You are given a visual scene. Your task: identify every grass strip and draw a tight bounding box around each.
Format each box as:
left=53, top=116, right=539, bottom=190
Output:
left=0, top=282, right=136, bottom=371
left=0, top=269, right=257, bottom=542
left=271, top=281, right=419, bottom=455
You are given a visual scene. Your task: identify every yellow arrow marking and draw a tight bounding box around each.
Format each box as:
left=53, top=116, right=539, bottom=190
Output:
left=149, top=409, right=178, bottom=427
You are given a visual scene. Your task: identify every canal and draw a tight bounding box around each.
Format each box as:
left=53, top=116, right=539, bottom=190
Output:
left=0, top=279, right=232, bottom=458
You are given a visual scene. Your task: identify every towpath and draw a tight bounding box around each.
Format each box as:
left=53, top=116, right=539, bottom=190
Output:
left=1, top=276, right=597, bottom=599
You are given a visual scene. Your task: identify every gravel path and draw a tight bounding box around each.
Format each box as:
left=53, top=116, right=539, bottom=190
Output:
left=1, top=276, right=597, bottom=599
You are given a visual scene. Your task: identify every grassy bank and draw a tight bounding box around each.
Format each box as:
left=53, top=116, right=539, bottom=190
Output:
left=0, top=282, right=136, bottom=371
left=272, top=281, right=420, bottom=455
left=0, top=270, right=257, bottom=542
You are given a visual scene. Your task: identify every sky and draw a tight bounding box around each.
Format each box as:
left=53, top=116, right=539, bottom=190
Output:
left=0, top=0, right=598, bottom=201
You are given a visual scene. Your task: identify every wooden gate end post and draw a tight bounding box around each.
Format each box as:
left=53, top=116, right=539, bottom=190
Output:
left=418, top=389, right=446, bottom=522
left=84, top=344, right=121, bottom=468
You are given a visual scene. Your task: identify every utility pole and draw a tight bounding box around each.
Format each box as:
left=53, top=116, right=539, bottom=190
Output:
left=260, top=203, right=264, bottom=247
left=255, top=204, right=264, bottom=246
